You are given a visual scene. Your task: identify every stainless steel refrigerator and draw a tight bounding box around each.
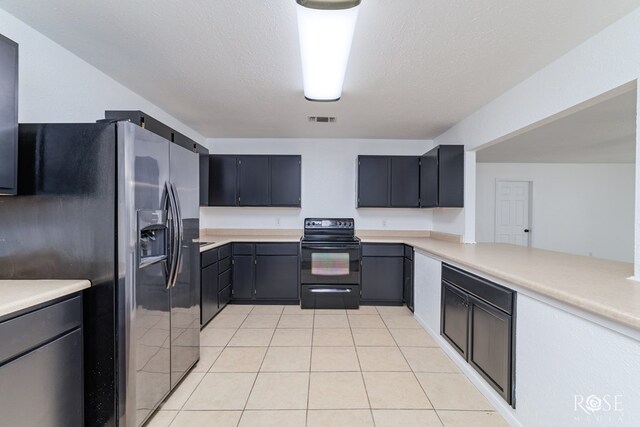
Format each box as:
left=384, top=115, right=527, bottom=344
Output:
left=0, top=120, right=200, bottom=426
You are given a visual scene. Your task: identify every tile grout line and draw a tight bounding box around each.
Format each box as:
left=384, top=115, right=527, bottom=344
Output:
left=305, top=307, right=315, bottom=427
left=346, top=311, right=375, bottom=426
left=236, top=305, right=283, bottom=426
left=380, top=307, right=447, bottom=427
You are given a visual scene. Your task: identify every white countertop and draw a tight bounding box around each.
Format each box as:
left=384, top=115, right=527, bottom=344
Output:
left=199, top=229, right=640, bottom=330
left=0, top=280, right=91, bottom=318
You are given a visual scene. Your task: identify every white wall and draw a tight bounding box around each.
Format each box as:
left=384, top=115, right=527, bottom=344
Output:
left=0, top=7, right=203, bottom=143
left=201, top=138, right=435, bottom=230
left=430, top=8, right=640, bottom=264
left=476, top=163, right=635, bottom=263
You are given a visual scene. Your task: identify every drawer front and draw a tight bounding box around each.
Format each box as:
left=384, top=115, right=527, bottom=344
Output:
left=0, top=329, right=84, bottom=426
left=362, top=243, right=404, bottom=257
left=0, top=295, right=82, bottom=364
left=218, top=284, right=232, bottom=309
left=404, top=245, right=413, bottom=260
left=218, top=244, right=232, bottom=260
left=218, top=256, right=232, bottom=273
left=255, top=243, right=299, bottom=256
left=218, top=267, right=232, bottom=293
left=201, top=248, right=218, bottom=268
left=233, top=243, right=254, bottom=255
left=442, top=264, right=513, bottom=314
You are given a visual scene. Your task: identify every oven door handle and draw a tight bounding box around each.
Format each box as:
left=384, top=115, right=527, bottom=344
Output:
left=301, top=245, right=360, bottom=250
left=309, top=288, right=352, bottom=294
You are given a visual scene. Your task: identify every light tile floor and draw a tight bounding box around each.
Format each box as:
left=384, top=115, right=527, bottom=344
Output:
left=146, top=305, right=508, bottom=427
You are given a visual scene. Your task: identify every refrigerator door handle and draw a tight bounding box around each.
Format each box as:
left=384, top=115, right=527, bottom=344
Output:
left=166, top=182, right=180, bottom=289
left=170, top=182, right=184, bottom=287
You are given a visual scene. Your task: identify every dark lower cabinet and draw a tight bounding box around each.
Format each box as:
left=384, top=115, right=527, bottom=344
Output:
left=217, top=253, right=232, bottom=311
left=0, top=294, right=83, bottom=426
left=403, top=246, right=414, bottom=312
left=232, top=243, right=299, bottom=302
left=201, top=261, right=218, bottom=326
left=256, top=255, right=299, bottom=299
left=361, top=244, right=404, bottom=304
left=440, top=264, right=515, bottom=407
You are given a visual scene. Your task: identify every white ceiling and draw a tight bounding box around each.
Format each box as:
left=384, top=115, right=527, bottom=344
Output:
left=477, top=89, right=637, bottom=163
left=2, top=0, right=640, bottom=139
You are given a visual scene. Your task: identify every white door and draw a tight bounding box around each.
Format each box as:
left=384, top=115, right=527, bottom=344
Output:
left=495, top=180, right=531, bottom=246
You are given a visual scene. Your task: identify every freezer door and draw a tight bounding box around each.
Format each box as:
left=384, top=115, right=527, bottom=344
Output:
left=117, top=122, right=171, bottom=427
left=169, top=142, right=200, bottom=387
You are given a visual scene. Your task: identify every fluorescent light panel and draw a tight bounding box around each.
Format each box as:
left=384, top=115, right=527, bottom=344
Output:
left=296, top=2, right=360, bottom=101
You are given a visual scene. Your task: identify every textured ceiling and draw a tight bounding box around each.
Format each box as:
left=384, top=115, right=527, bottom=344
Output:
left=477, top=89, right=637, bottom=163
left=1, top=0, right=639, bottom=139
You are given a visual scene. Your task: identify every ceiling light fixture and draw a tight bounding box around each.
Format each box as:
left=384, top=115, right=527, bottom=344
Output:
left=296, top=0, right=361, bottom=102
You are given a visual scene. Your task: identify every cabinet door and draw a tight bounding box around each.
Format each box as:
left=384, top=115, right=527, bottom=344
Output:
left=469, top=296, right=512, bottom=403
left=357, top=156, right=389, bottom=207
left=232, top=255, right=254, bottom=299
left=0, top=34, right=18, bottom=195
left=201, top=263, right=218, bottom=325
left=441, top=282, right=468, bottom=358
left=238, top=155, right=270, bottom=206
left=391, top=156, right=420, bottom=207
left=0, top=329, right=83, bottom=427
left=438, top=145, right=464, bottom=207
left=420, top=148, right=438, bottom=208
left=361, top=256, right=404, bottom=302
left=199, top=153, right=209, bottom=206
left=403, top=257, right=414, bottom=312
left=209, top=155, right=237, bottom=206
left=271, top=155, right=301, bottom=206
left=217, top=268, right=232, bottom=309
left=255, top=255, right=299, bottom=300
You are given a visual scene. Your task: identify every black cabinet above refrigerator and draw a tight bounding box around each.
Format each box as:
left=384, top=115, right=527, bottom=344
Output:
left=0, top=33, right=18, bottom=196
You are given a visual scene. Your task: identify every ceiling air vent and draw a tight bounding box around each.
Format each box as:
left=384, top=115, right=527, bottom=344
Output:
left=308, top=116, right=336, bottom=123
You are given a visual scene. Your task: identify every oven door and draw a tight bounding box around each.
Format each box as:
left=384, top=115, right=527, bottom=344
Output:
left=300, top=242, right=361, bottom=284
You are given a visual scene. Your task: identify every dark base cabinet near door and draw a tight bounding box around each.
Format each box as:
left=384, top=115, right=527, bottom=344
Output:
left=232, top=243, right=300, bottom=303
left=0, top=294, right=84, bottom=426
left=441, top=264, right=516, bottom=407
left=403, top=245, right=414, bottom=312
left=361, top=244, right=404, bottom=305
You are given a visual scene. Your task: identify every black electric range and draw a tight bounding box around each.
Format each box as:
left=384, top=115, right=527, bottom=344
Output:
left=300, top=218, right=361, bottom=309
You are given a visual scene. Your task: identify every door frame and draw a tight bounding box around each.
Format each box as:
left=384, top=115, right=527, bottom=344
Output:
left=494, top=180, right=533, bottom=247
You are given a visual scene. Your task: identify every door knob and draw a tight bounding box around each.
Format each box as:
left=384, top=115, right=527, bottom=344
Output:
left=524, top=229, right=530, bottom=233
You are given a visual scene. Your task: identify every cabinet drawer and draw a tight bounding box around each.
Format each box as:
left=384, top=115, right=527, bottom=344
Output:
left=218, top=244, right=231, bottom=260
left=0, top=295, right=82, bottom=365
left=233, top=243, right=254, bottom=255
left=218, top=285, right=232, bottom=309
left=362, top=243, right=404, bottom=257
left=404, top=245, right=413, bottom=260
left=255, top=243, right=299, bottom=256
left=442, top=264, right=514, bottom=315
left=201, top=248, right=218, bottom=268
left=219, top=256, right=232, bottom=273
left=218, top=268, right=232, bottom=293
left=0, top=328, right=83, bottom=426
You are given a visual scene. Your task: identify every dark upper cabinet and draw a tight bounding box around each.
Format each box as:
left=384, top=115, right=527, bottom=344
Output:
left=420, top=148, right=439, bottom=208
left=0, top=34, right=18, bottom=196
left=270, top=155, right=301, bottom=206
left=357, top=156, right=420, bottom=208
left=209, top=155, right=238, bottom=206
left=391, top=156, right=420, bottom=207
left=208, top=155, right=301, bottom=207
left=357, top=156, right=389, bottom=207
left=421, top=145, right=464, bottom=208
left=238, top=156, right=270, bottom=206
left=199, top=152, right=209, bottom=206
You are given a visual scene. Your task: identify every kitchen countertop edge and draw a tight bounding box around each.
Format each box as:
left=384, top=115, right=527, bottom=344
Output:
left=0, top=279, right=91, bottom=319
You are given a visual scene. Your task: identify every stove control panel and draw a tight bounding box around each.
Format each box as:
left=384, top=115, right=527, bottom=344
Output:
left=304, top=218, right=354, bottom=230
